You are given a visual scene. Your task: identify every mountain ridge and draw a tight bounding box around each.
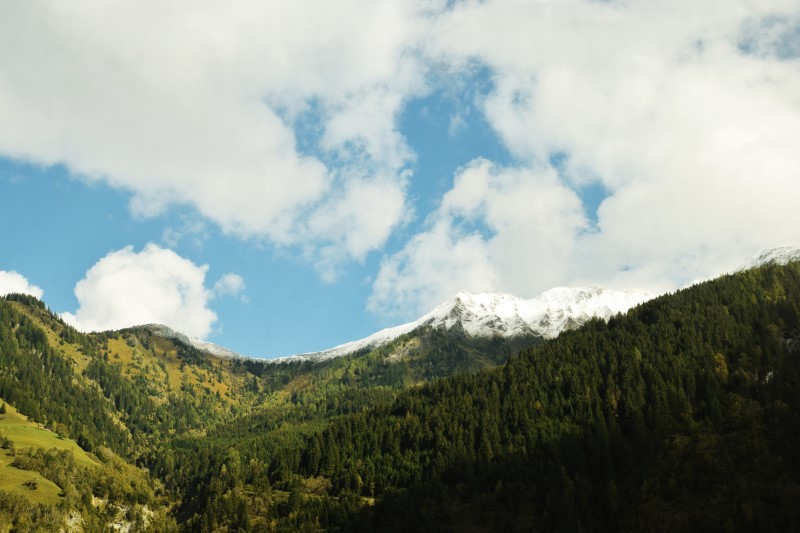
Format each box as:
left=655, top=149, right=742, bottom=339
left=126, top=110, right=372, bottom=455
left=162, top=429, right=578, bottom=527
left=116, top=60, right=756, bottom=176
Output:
left=134, top=245, right=800, bottom=362
left=281, top=286, right=652, bottom=362
left=738, top=244, right=800, bottom=271
left=2, top=250, right=800, bottom=530
left=139, top=286, right=653, bottom=363
left=142, top=323, right=245, bottom=359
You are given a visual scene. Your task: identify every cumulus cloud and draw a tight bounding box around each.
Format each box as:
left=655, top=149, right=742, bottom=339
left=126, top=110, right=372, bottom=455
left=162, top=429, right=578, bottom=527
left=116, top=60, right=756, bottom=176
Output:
left=213, top=273, right=246, bottom=298
left=61, top=244, right=218, bottom=338
left=0, top=1, right=437, bottom=276
left=306, top=175, right=409, bottom=281
left=440, top=0, right=799, bottom=272
left=371, top=0, right=800, bottom=319
left=3, top=0, right=798, bottom=320
left=0, top=271, right=44, bottom=299
left=369, top=159, right=585, bottom=318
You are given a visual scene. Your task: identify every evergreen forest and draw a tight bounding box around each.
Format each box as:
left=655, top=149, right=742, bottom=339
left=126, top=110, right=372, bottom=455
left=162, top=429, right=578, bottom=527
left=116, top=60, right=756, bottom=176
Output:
left=1, top=262, right=799, bottom=531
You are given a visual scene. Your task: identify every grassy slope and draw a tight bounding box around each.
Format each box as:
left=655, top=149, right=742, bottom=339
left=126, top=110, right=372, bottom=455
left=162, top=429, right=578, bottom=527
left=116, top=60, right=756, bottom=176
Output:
left=2, top=294, right=546, bottom=530
left=0, top=400, right=98, bottom=505
left=11, top=298, right=242, bottom=402
left=10, top=298, right=247, bottom=424
left=107, top=333, right=241, bottom=403
left=7, top=301, right=93, bottom=373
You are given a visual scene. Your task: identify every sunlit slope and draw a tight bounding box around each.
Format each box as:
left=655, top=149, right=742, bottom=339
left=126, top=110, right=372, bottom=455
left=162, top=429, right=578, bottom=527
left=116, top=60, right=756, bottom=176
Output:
left=0, top=401, right=73, bottom=506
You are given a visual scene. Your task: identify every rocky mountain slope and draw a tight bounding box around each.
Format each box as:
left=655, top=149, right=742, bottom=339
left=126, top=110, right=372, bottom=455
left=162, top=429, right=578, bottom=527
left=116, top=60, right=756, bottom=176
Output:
left=285, top=287, right=651, bottom=362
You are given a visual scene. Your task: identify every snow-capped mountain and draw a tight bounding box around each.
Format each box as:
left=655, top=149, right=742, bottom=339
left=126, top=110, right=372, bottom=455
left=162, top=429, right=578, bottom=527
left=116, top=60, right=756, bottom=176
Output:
left=143, top=323, right=244, bottom=359
left=739, top=245, right=800, bottom=271
left=138, top=245, right=799, bottom=364
left=282, top=287, right=652, bottom=362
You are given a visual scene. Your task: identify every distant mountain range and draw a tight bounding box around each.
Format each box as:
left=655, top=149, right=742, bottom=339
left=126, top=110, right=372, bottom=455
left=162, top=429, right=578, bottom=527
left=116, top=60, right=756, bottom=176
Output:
left=2, top=246, right=799, bottom=531
left=283, top=287, right=652, bottom=362
left=146, top=286, right=652, bottom=363
left=148, top=245, right=800, bottom=362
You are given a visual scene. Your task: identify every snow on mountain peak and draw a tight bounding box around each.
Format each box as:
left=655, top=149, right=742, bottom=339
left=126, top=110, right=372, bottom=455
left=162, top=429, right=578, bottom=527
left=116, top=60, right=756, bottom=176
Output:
left=139, top=246, right=799, bottom=364
left=284, top=286, right=653, bottom=362
left=423, top=287, right=652, bottom=340
left=739, top=245, right=800, bottom=271
left=144, top=324, right=243, bottom=359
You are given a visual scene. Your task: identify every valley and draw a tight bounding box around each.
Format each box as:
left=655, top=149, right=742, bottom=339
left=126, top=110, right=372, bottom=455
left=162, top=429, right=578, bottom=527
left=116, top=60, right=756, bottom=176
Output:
left=0, top=256, right=799, bottom=531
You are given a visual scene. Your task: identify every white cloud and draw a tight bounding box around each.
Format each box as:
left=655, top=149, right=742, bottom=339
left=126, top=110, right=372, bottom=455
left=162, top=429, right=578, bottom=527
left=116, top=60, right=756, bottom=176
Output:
left=371, top=0, right=800, bottom=319
left=307, top=174, right=410, bottom=281
left=161, top=216, right=210, bottom=249
left=369, top=159, right=585, bottom=318
left=436, top=0, right=800, bottom=283
left=369, top=219, right=495, bottom=319
left=61, top=244, right=217, bottom=338
left=0, top=271, right=44, bottom=299
left=213, top=273, right=246, bottom=298
left=3, top=0, right=799, bottom=319
left=0, top=1, right=438, bottom=276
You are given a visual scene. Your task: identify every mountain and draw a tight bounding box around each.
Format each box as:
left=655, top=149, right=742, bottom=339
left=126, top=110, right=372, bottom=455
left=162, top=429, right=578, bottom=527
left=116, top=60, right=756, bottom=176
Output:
left=739, top=244, right=800, bottom=270
left=286, top=259, right=800, bottom=532
left=0, top=294, right=187, bottom=530
left=141, top=285, right=652, bottom=364
left=285, top=286, right=652, bottom=361
left=2, top=254, right=800, bottom=531
left=149, top=244, right=800, bottom=364
left=144, top=323, right=244, bottom=359
left=0, top=282, right=652, bottom=530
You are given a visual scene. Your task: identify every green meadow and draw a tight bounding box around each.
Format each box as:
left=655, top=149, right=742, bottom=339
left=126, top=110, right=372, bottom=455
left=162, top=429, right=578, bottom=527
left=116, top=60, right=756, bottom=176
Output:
left=0, top=399, right=97, bottom=506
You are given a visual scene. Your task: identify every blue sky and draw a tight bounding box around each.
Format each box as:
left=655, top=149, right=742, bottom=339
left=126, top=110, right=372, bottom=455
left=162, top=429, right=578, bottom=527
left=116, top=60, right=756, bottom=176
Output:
left=1, top=1, right=799, bottom=358
left=0, top=70, right=511, bottom=357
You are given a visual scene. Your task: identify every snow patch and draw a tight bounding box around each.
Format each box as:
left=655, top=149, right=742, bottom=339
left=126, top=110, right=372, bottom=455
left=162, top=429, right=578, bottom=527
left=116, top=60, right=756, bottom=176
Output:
left=738, top=245, right=800, bottom=271
left=134, top=245, right=798, bottom=364
left=279, top=287, right=652, bottom=362
left=143, top=324, right=244, bottom=359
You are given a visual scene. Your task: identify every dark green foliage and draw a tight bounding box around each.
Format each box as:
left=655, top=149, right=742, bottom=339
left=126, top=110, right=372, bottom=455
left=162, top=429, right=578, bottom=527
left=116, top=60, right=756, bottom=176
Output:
left=0, top=298, right=129, bottom=454
left=156, top=323, right=541, bottom=530
left=173, top=339, right=213, bottom=369
left=1, top=293, right=47, bottom=310
left=0, top=490, right=62, bottom=531
left=5, top=446, right=174, bottom=529
left=86, top=358, right=158, bottom=425
left=3, top=263, right=800, bottom=531
left=287, top=262, right=800, bottom=531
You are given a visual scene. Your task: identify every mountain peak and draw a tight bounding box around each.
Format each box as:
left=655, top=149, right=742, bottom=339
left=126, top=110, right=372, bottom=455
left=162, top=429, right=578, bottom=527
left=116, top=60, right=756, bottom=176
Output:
left=739, top=245, right=800, bottom=271
left=453, top=290, right=473, bottom=301
left=282, top=286, right=653, bottom=362
left=142, top=323, right=243, bottom=359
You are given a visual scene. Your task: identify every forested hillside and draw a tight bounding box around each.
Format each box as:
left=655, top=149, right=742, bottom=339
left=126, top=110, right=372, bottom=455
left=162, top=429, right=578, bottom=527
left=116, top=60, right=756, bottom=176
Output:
left=1, top=262, right=799, bottom=531
left=286, top=262, right=800, bottom=531
left=0, top=290, right=537, bottom=530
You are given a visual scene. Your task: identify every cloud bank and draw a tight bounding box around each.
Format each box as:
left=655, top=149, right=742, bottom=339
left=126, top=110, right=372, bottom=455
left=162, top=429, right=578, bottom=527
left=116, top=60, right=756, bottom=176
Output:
left=372, top=0, right=800, bottom=318
left=2, top=0, right=799, bottom=322
left=0, top=0, right=435, bottom=277
left=369, top=159, right=586, bottom=316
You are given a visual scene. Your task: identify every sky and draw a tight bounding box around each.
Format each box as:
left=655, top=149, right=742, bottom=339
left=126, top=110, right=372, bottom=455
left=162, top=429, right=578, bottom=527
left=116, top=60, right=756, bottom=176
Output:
left=1, top=0, right=799, bottom=358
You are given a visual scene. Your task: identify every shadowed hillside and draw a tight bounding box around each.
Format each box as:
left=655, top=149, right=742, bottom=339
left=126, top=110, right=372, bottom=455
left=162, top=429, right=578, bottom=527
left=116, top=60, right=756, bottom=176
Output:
left=2, top=262, right=799, bottom=530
